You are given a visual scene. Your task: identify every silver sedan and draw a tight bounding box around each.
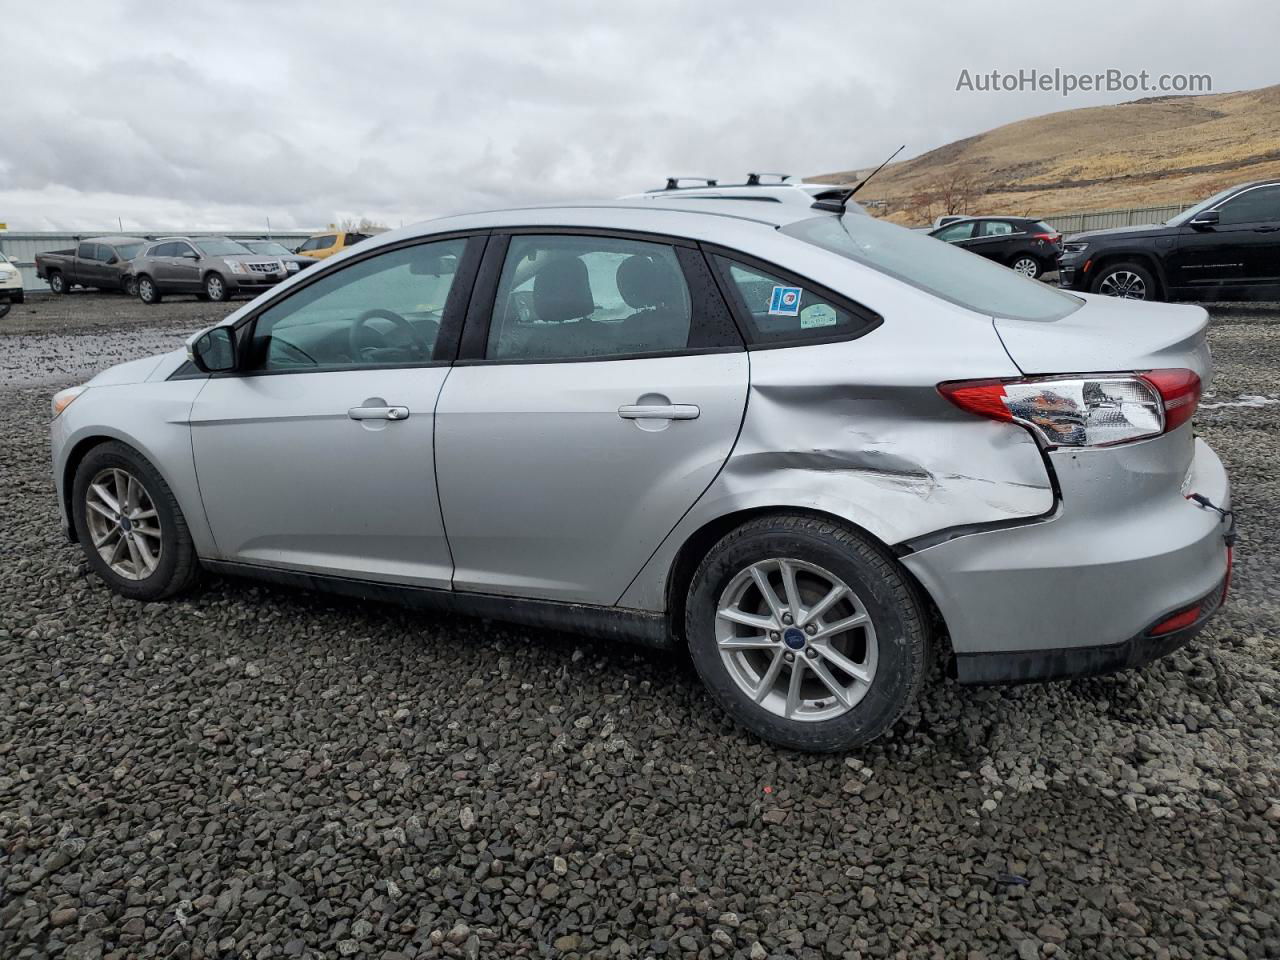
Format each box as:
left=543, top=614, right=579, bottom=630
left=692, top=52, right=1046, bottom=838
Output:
left=49, top=192, right=1234, bottom=751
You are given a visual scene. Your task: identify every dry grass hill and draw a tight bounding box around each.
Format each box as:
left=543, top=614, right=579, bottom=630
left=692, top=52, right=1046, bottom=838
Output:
left=812, top=84, right=1280, bottom=224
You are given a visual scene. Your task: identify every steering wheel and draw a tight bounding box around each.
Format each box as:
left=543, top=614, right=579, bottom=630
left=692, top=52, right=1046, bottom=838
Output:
left=348, top=308, right=429, bottom=361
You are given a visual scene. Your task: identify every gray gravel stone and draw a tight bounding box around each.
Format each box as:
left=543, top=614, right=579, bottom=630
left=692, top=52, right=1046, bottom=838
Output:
left=1, top=293, right=1278, bottom=959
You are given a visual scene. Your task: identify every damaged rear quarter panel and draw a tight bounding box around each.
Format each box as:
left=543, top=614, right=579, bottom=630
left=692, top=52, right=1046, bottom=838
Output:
left=618, top=306, right=1055, bottom=611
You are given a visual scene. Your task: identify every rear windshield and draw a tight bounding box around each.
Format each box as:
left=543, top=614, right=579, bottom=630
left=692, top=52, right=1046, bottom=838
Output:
left=782, top=215, right=1082, bottom=322
left=194, top=239, right=250, bottom=256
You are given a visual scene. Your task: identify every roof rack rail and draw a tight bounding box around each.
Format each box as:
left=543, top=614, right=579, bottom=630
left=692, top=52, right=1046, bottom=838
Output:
left=745, top=172, right=791, bottom=185
left=664, top=177, right=719, bottom=190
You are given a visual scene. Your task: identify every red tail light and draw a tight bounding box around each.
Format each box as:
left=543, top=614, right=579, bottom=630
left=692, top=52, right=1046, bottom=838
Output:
left=939, top=368, right=1201, bottom=448
left=1032, top=232, right=1061, bottom=244
left=1149, top=604, right=1202, bottom=636
left=1141, top=368, right=1201, bottom=433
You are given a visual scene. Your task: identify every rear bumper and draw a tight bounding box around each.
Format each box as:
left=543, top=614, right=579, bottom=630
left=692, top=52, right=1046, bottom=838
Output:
left=902, top=433, right=1232, bottom=683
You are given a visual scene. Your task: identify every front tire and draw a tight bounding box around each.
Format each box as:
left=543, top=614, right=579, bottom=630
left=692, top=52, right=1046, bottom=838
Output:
left=12, top=290, right=23, bottom=304
left=72, top=442, right=199, bottom=601
left=137, top=275, right=161, bottom=304
left=1093, top=261, right=1158, bottom=301
left=49, top=271, right=68, bottom=295
left=685, top=515, right=930, bottom=751
left=204, top=273, right=228, bottom=302
left=1010, top=255, right=1043, bottom=280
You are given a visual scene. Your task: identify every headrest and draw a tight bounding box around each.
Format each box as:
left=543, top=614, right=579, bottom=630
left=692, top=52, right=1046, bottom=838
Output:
left=616, top=254, right=683, bottom=309
left=533, top=256, right=594, bottom=323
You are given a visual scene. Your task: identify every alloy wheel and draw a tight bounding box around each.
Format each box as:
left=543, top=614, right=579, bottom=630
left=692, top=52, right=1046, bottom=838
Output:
left=1098, top=270, right=1147, bottom=299
left=1013, top=257, right=1039, bottom=277
left=207, top=276, right=224, bottom=300
left=84, top=467, right=163, bottom=580
left=715, top=558, right=878, bottom=722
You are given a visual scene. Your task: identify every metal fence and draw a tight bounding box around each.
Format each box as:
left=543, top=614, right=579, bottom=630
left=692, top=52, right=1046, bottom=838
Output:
left=0, top=231, right=314, bottom=290
left=1041, top=203, right=1187, bottom=236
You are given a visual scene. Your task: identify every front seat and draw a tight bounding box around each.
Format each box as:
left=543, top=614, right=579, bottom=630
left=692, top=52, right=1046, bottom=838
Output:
left=615, top=255, right=688, bottom=351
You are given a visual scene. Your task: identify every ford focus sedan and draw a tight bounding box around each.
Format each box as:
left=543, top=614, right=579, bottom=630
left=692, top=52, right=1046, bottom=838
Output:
left=49, top=191, right=1234, bottom=751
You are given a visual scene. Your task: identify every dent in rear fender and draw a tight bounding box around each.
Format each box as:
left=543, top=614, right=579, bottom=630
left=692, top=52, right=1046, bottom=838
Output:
left=53, top=380, right=216, bottom=557
left=617, top=334, right=1055, bottom=611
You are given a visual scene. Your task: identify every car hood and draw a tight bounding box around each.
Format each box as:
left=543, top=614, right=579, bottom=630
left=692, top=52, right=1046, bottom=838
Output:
left=1065, top=222, right=1168, bottom=243
left=87, top=348, right=190, bottom=387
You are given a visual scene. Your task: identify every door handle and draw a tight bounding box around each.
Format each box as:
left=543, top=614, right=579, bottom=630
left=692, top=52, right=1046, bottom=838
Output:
left=348, top=405, right=410, bottom=421
left=618, top=403, right=700, bottom=421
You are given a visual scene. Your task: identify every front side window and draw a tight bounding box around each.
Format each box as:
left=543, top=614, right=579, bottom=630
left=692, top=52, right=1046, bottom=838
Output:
left=933, top=222, right=975, bottom=242
left=246, top=238, right=465, bottom=372
left=1216, top=185, right=1280, bottom=225
left=716, top=258, right=868, bottom=343
left=783, top=215, right=1081, bottom=322
left=487, top=235, right=693, bottom=361
left=315, top=235, right=337, bottom=251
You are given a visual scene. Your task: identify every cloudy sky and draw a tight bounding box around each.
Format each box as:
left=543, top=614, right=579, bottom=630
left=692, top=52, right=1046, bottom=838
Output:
left=2, top=0, right=1277, bottom=232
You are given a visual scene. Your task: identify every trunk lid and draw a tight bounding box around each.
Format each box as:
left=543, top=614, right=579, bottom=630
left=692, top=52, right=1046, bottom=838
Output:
left=993, top=292, right=1211, bottom=386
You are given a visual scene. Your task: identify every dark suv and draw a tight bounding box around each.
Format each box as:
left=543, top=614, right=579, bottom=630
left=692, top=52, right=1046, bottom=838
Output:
left=1058, top=180, right=1280, bottom=302
left=929, top=217, right=1062, bottom=279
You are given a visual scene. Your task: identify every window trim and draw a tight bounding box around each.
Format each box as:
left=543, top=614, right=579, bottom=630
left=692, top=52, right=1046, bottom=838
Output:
left=454, top=227, right=743, bottom=367
left=183, top=231, right=489, bottom=380
left=701, top=243, right=884, bottom=350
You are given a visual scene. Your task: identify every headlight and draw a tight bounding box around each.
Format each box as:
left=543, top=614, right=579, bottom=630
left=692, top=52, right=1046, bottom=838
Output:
left=51, top=385, right=87, bottom=419
left=285, top=261, right=299, bottom=272
left=225, top=260, right=246, bottom=274
left=0, top=267, right=17, bottom=279
left=1062, top=242, right=1089, bottom=254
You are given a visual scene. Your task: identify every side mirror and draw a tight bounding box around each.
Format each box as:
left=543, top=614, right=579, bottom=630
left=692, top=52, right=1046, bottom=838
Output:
left=1189, top=209, right=1220, bottom=228
left=107, top=256, right=119, bottom=265
left=187, top=326, right=236, bottom=373
left=183, top=251, right=199, bottom=259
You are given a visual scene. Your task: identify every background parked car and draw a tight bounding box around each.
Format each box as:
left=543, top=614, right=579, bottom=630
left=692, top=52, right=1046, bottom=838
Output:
left=237, top=239, right=317, bottom=274
left=930, top=217, right=1063, bottom=278
left=131, top=237, right=290, bottom=304
left=35, top=236, right=149, bottom=295
left=0, top=251, right=23, bottom=306
left=1058, top=179, right=1280, bottom=302
left=295, top=230, right=371, bottom=261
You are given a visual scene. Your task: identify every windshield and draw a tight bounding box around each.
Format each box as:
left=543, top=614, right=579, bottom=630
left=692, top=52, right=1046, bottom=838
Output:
left=116, top=243, right=144, bottom=260
left=195, top=239, right=250, bottom=256
left=245, top=241, right=292, bottom=256
left=782, top=215, right=1082, bottom=322
left=1165, top=186, right=1241, bottom=226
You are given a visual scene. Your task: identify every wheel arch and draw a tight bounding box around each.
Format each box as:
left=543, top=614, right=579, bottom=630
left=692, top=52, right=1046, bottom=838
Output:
left=1088, top=251, right=1168, bottom=299
left=660, top=505, right=951, bottom=660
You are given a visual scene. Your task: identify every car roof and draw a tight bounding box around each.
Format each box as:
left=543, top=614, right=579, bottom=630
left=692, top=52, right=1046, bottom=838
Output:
left=83, top=235, right=149, bottom=244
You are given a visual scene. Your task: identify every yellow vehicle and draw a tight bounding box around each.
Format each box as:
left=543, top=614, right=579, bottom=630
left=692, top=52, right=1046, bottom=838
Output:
left=295, top=230, right=372, bottom=260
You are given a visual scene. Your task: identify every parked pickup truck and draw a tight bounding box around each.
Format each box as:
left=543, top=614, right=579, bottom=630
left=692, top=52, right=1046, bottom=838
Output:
left=35, top=236, right=149, bottom=295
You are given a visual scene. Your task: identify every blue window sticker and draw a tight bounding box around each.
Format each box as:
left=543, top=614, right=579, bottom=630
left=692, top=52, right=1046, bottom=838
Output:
left=768, top=285, right=802, bottom=316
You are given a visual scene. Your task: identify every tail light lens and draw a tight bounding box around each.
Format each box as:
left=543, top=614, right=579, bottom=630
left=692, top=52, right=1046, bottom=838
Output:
left=939, top=368, right=1200, bottom=449
left=1032, top=232, right=1062, bottom=244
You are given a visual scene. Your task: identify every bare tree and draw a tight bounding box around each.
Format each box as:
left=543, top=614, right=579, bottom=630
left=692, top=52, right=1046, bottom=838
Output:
left=336, top=217, right=390, bottom=234
left=935, top=171, right=979, bottom=216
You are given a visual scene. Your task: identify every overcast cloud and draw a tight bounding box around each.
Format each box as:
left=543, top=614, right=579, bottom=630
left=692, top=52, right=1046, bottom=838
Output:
left=2, top=0, right=1277, bottom=232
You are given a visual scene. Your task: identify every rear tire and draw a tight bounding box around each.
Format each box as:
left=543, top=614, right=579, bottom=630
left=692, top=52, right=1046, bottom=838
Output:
left=123, top=276, right=137, bottom=297
left=685, top=514, right=930, bottom=752
left=13, top=290, right=23, bottom=304
left=1093, top=261, right=1159, bottom=301
left=49, top=271, right=68, bottom=295
left=1010, top=255, right=1043, bottom=280
left=204, top=273, right=228, bottom=302
left=137, top=275, right=161, bottom=305
left=71, top=441, right=200, bottom=601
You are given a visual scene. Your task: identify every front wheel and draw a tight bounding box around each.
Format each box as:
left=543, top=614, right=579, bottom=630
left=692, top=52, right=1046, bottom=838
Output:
left=1093, top=262, right=1158, bottom=301
left=204, top=273, right=228, bottom=302
left=137, top=276, right=161, bottom=304
left=1010, top=255, right=1043, bottom=279
left=71, top=441, right=199, bottom=600
left=685, top=515, right=930, bottom=751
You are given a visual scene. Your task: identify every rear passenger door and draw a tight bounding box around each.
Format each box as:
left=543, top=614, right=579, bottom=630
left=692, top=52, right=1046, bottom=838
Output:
left=434, top=231, right=748, bottom=605
left=965, top=220, right=1019, bottom=263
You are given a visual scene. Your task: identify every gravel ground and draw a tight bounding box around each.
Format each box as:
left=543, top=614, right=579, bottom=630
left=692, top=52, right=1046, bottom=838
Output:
left=1, top=292, right=1278, bottom=960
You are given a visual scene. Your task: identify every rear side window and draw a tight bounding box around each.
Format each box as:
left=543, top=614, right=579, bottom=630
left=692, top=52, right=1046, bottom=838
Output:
left=978, top=221, right=1016, bottom=237
left=487, top=235, right=695, bottom=361
left=714, top=257, right=873, bottom=345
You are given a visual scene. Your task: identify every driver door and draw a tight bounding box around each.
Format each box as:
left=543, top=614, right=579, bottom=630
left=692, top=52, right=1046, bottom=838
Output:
left=189, top=235, right=483, bottom=586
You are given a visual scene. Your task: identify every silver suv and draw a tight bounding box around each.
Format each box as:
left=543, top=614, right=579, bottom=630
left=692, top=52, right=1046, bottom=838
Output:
left=49, top=198, right=1233, bottom=751
left=132, top=236, right=290, bottom=304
